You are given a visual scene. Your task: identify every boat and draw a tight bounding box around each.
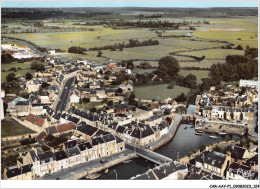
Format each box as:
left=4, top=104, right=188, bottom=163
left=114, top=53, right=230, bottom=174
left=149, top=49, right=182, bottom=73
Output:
left=195, top=132, right=203, bottom=136
left=218, top=130, right=227, bottom=135
left=209, top=134, right=218, bottom=139
left=104, top=169, right=108, bottom=174
left=123, top=160, right=132, bottom=164
left=196, top=129, right=204, bottom=133
left=85, top=173, right=101, bottom=179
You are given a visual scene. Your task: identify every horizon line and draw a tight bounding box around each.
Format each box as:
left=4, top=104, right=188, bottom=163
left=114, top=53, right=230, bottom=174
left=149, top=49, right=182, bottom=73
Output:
left=1, top=1, right=258, bottom=8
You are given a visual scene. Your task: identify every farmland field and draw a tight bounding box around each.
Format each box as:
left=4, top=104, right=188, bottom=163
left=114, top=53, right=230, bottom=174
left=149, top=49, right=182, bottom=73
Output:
left=177, top=49, right=245, bottom=59
left=133, top=68, right=155, bottom=74
left=135, top=84, right=190, bottom=100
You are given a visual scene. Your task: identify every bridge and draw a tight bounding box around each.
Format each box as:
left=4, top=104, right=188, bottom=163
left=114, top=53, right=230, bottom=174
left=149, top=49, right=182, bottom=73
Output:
left=126, top=143, right=172, bottom=165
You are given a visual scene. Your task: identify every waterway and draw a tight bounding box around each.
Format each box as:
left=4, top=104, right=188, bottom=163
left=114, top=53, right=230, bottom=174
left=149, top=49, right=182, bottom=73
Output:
left=97, top=124, right=243, bottom=180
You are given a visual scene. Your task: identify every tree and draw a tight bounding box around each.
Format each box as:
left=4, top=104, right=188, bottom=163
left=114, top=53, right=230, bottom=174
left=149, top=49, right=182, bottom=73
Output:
left=1, top=81, right=21, bottom=94
left=167, top=81, right=175, bottom=89
left=68, top=46, right=86, bottom=54
left=155, top=56, right=180, bottom=82
left=175, top=93, right=187, bottom=102
left=107, top=100, right=113, bottom=106
left=6, top=73, right=16, bottom=82
left=41, top=82, right=50, bottom=89
left=90, top=107, right=97, bottom=113
left=97, top=50, right=103, bottom=57
left=82, top=98, right=90, bottom=103
left=31, top=63, right=45, bottom=71
left=236, top=45, right=243, bottom=50
left=25, top=72, right=33, bottom=80
left=126, top=61, right=134, bottom=70
left=164, top=109, right=171, bottom=115
left=116, top=88, right=123, bottom=94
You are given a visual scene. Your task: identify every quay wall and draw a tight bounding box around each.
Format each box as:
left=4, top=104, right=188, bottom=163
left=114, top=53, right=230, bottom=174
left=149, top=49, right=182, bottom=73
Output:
left=66, top=152, right=137, bottom=180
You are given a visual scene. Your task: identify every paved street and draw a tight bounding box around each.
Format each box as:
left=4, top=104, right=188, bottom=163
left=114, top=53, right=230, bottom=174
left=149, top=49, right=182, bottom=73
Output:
left=41, top=149, right=134, bottom=180
left=55, top=77, right=75, bottom=113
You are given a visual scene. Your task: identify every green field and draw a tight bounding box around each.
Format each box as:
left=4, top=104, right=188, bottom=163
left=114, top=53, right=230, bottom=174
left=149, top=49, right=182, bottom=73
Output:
left=1, top=62, right=35, bottom=83
left=2, top=16, right=257, bottom=67
left=179, top=70, right=210, bottom=84
left=1, top=120, right=36, bottom=137
left=133, top=68, right=155, bottom=74
left=135, top=84, right=190, bottom=100
left=178, top=49, right=245, bottom=59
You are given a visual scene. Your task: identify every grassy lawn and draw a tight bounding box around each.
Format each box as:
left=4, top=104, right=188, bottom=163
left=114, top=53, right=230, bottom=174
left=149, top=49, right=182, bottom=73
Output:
left=179, top=70, right=210, bottom=84
left=178, top=49, right=245, bottom=59
left=72, top=102, right=106, bottom=111
left=135, top=84, right=190, bottom=100
left=1, top=120, right=36, bottom=137
left=1, top=62, right=36, bottom=83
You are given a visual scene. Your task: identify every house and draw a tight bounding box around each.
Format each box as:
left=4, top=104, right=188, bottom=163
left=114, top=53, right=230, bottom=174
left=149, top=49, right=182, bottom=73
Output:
left=54, top=150, right=69, bottom=172
left=102, top=134, right=116, bottom=156
left=57, top=122, right=76, bottom=134
left=78, top=142, right=94, bottom=163
left=131, top=162, right=188, bottom=180
left=115, top=104, right=129, bottom=114
left=38, top=151, right=56, bottom=177
left=75, top=122, right=98, bottom=140
left=115, top=136, right=125, bottom=152
left=26, top=79, right=41, bottom=93
left=24, top=114, right=48, bottom=132
left=203, top=151, right=231, bottom=177
left=245, top=154, right=258, bottom=171
left=70, top=92, right=80, bottom=104
left=91, top=137, right=106, bottom=158
left=65, top=146, right=81, bottom=167
left=39, top=96, right=50, bottom=104
left=195, top=151, right=209, bottom=169
left=3, top=164, right=33, bottom=180
left=7, top=97, right=27, bottom=113
left=231, top=145, right=251, bottom=161
left=63, top=140, right=78, bottom=150
left=118, top=80, right=134, bottom=94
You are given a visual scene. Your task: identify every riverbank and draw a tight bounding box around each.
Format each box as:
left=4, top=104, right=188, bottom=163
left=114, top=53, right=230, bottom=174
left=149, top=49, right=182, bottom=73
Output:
left=179, top=139, right=240, bottom=164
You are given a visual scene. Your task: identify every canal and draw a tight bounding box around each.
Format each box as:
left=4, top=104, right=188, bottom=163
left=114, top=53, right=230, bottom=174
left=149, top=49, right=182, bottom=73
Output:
left=96, top=124, right=242, bottom=180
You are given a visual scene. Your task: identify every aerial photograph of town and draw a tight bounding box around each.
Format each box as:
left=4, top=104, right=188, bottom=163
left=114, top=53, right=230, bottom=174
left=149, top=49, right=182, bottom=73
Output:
left=0, top=0, right=259, bottom=187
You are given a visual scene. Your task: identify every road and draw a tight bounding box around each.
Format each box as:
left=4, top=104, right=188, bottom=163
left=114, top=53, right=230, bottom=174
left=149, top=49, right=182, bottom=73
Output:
left=2, top=37, right=48, bottom=57
left=55, top=77, right=75, bottom=113
left=41, top=149, right=134, bottom=180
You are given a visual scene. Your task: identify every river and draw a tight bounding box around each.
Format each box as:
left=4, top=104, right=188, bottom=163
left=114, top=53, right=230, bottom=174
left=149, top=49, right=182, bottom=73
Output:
left=96, top=123, right=242, bottom=180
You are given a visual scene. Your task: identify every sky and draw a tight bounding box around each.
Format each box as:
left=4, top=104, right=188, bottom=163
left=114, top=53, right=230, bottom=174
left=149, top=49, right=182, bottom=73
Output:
left=1, top=0, right=258, bottom=8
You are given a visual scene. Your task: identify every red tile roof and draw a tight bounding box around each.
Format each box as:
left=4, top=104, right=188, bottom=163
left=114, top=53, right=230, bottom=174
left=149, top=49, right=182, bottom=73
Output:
left=57, top=122, right=75, bottom=133
left=106, top=63, right=116, bottom=70
left=26, top=114, right=45, bottom=127
left=37, top=131, right=47, bottom=140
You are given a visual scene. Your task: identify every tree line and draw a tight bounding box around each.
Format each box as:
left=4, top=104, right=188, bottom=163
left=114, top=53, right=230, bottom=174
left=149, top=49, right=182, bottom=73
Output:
left=68, top=39, right=159, bottom=54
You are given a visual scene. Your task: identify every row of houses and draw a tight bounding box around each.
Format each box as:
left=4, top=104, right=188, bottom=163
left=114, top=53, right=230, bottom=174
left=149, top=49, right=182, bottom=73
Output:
left=193, top=146, right=258, bottom=180
left=3, top=134, right=125, bottom=179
